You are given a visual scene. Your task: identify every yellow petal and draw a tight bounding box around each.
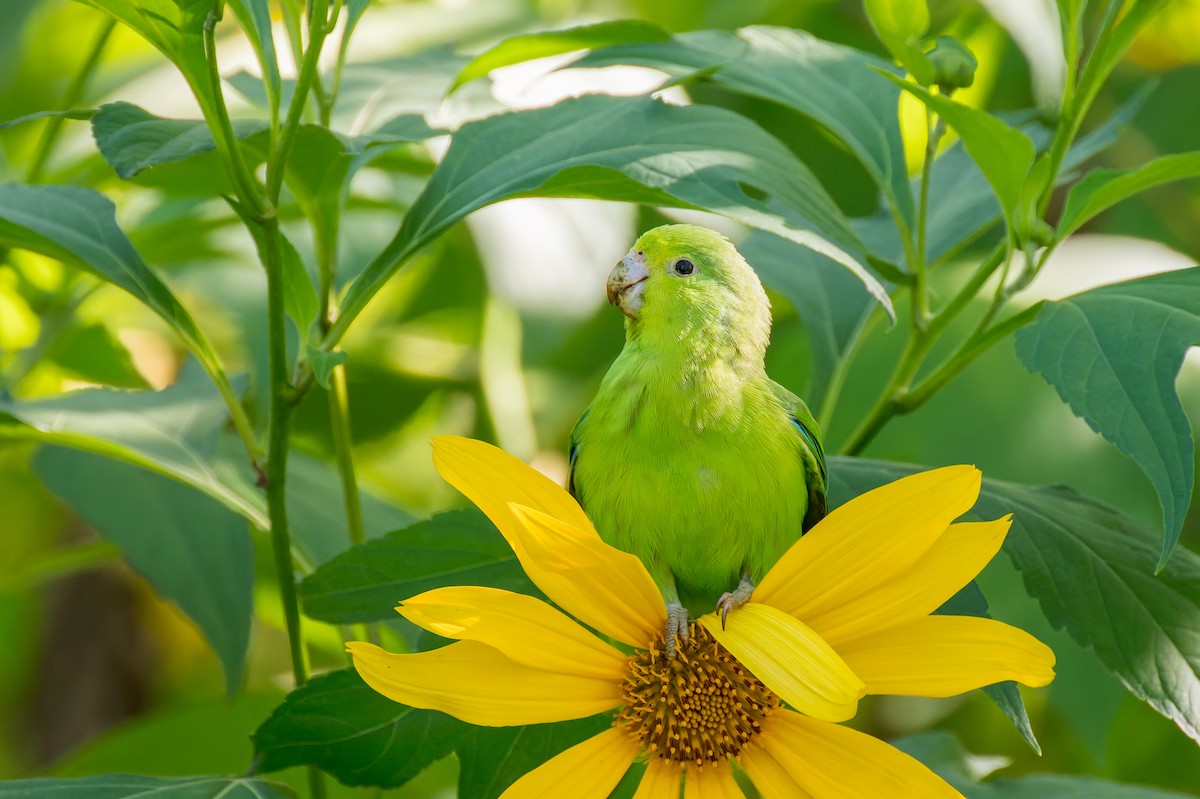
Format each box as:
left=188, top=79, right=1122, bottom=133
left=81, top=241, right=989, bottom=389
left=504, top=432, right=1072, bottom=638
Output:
left=500, top=727, right=638, bottom=799
left=684, top=763, right=745, bottom=799
left=739, top=745, right=815, bottom=799
left=432, top=435, right=597, bottom=536
left=755, top=465, right=981, bottom=622
left=399, top=586, right=627, bottom=681
left=634, top=758, right=682, bottom=799
left=347, top=640, right=621, bottom=726
left=808, top=518, right=1011, bottom=647
left=511, top=504, right=667, bottom=647
left=761, top=711, right=965, bottom=799
left=837, top=615, right=1056, bottom=697
left=699, top=604, right=864, bottom=723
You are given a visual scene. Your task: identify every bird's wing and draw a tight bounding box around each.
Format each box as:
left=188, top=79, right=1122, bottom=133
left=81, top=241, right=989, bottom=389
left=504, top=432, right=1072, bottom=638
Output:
left=566, top=406, right=589, bottom=503
left=770, top=381, right=828, bottom=531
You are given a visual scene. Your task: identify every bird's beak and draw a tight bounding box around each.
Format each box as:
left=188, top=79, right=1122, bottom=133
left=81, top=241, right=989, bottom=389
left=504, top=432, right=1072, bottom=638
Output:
left=607, top=250, right=649, bottom=318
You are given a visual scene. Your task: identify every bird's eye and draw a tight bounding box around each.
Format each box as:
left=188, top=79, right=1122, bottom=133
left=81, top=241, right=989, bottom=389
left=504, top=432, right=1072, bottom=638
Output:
left=673, top=259, right=695, bottom=276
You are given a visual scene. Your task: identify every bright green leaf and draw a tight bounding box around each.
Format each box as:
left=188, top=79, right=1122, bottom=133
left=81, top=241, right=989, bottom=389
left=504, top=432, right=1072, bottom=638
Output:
left=0, top=775, right=294, bottom=799
left=299, top=509, right=535, bottom=624
left=1058, top=151, right=1200, bottom=237
left=305, top=346, right=347, bottom=389
left=225, top=0, right=282, bottom=117
left=884, top=76, right=1036, bottom=229
left=457, top=714, right=616, bottom=799
left=1015, top=267, right=1200, bottom=567
left=34, top=447, right=254, bottom=694
left=452, top=19, right=670, bottom=91
left=91, top=102, right=267, bottom=180
left=864, top=0, right=936, bottom=85
left=252, top=668, right=467, bottom=787
left=335, top=93, right=890, bottom=342
left=831, top=457, right=1200, bottom=743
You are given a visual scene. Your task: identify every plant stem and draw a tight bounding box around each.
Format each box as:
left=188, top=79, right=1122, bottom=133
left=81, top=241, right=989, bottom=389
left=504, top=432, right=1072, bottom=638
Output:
left=913, top=110, right=943, bottom=330
left=816, top=305, right=882, bottom=434
left=328, top=364, right=366, bottom=547
left=27, top=17, right=116, bottom=184
left=261, top=220, right=307, bottom=689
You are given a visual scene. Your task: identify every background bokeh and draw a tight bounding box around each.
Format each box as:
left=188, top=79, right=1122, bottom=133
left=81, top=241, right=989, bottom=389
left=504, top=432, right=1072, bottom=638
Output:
left=2, top=0, right=1199, bottom=795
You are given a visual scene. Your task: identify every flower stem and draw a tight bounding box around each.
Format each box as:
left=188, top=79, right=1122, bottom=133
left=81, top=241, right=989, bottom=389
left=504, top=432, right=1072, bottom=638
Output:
left=328, top=364, right=366, bottom=548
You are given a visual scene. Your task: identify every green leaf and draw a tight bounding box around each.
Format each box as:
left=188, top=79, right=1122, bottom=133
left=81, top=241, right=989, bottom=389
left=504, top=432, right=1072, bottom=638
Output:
left=0, top=775, right=294, bottom=799
left=884, top=76, right=1036, bottom=230
left=0, top=364, right=265, bottom=527
left=457, top=714, right=616, bottom=799
left=45, top=321, right=148, bottom=388
left=576, top=27, right=914, bottom=225
left=252, top=668, right=467, bottom=787
left=830, top=457, right=1200, bottom=744
left=1014, top=267, right=1200, bottom=567
left=452, top=20, right=670, bottom=91
left=305, top=346, right=347, bottom=389
left=33, top=447, right=253, bottom=694
left=0, top=108, right=95, bottom=129
left=299, top=509, right=535, bottom=624
left=225, top=0, right=282, bottom=117
left=91, top=102, right=267, bottom=180
left=336, top=93, right=891, bottom=340
left=741, top=231, right=872, bottom=403
left=1058, top=151, right=1200, bottom=237
left=0, top=183, right=228, bottom=377
left=864, top=0, right=936, bottom=85
left=935, top=582, right=1040, bottom=753
left=899, top=731, right=1196, bottom=798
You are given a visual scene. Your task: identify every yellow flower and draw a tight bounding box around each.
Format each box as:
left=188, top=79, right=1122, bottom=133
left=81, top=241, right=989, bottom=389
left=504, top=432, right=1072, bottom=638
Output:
left=349, top=437, right=1055, bottom=798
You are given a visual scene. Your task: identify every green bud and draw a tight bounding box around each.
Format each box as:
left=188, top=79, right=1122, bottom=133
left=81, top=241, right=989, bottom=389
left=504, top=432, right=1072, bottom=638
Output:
left=1029, top=219, right=1056, bottom=248
left=926, top=36, right=977, bottom=91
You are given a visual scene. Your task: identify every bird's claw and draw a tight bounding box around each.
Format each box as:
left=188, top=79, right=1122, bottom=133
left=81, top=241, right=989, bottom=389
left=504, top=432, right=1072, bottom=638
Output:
left=717, top=575, right=756, bottom=629
left=665, top=602, right=690, bottom=659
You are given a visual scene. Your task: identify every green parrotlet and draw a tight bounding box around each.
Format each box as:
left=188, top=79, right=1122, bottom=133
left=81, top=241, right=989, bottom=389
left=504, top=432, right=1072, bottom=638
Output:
left=567, top=224, right=827, bottom=653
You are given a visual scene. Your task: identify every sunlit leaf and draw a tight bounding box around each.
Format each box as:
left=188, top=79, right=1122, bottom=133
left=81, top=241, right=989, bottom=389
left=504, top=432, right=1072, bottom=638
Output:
left=299, top=509, right=534, bottom=625
left=864, top=0, right=936, bottom=85
left=252, top=668, right=467, bottom=787
left=1015, top=267, right=1200, bottom=566
left=45, top=321, right=148, bottom=388
left=831, top=457, right=1200, bottom=744
left=452, top=19, right=669, bottom=90
left=33, top=447, right=253, bottom=695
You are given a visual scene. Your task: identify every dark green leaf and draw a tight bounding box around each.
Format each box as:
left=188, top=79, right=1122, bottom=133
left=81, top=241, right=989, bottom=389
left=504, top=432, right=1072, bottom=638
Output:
left=898, top=731, right=1195, bottom=798
left=577, top=27, right=914, bottom=225
left=741, top=231, right=872, bottom=403
left=452, top=20, right=670, bottom=91
left=299, top=509, right=534, bottom=624
left=830, top=457, right=1200, bottom=743
left=0, top=775, right=294, bottom=799
left=306, top=346, right=347, bottom=389
left=0, top=108, right=95, bottom=129
left=884, top=76, right=1035, bottom=228
left=0, top=183, right=228, bottom=377
left=935, top=582, right=1039, bottom=753
left=1058, top=151, right=1200, bottom=237
left=457, top=714, right=616, bottom=799
left=45, top=321, right=148, bottom=388
left=33, top=447, right=253, bottom=694
left=253, top=669, right=466, bottom=788
left=1014, top=267, right=1200, bottom=566
left=336, top=93, right=890, bottom=340
left=91, top=102, right=267, bottom=180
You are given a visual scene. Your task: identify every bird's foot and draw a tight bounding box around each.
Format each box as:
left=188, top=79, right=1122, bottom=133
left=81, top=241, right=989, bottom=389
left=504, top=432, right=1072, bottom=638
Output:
left=665, top=602, right=690, bottom=660
left=717, top=575, right=756, bottom=629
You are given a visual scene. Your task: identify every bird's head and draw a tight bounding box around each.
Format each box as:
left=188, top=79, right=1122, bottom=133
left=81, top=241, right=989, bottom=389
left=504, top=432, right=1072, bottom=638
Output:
left=607, top=224, right=771, bottom=353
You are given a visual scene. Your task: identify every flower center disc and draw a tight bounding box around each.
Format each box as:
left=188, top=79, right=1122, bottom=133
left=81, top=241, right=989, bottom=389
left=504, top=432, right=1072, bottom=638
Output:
left=616, top=623, right=780, bottom=766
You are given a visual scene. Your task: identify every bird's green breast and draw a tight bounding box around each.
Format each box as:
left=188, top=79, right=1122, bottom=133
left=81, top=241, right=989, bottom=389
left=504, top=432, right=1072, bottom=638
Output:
left=572, top=344, right=809, bottom=612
